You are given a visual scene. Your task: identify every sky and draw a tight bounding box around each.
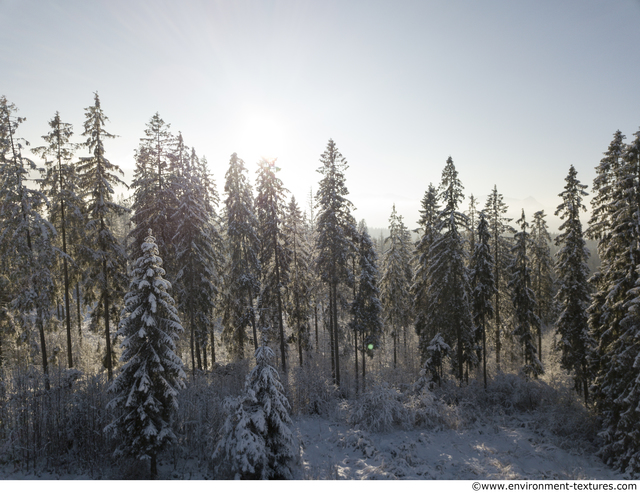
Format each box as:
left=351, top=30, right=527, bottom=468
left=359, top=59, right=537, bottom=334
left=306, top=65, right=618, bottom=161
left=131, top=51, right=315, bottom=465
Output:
left=2, top=0, right=640, bottom=232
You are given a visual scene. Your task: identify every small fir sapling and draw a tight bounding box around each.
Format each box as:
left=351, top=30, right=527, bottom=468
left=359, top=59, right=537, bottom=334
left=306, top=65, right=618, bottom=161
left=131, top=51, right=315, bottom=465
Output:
left=213, top=332, right=297, bottom=479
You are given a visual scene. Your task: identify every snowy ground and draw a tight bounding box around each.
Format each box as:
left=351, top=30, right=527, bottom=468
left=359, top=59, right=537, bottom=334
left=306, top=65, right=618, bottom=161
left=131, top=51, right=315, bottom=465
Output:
left=295, top=415, right=621, bottom=480
left=0, top=413, right=622, bottom=481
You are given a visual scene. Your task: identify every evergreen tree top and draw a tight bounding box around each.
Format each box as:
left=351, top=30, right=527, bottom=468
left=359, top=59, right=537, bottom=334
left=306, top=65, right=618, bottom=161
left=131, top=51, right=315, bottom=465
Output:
left=439, top=156, right=464, bottom=213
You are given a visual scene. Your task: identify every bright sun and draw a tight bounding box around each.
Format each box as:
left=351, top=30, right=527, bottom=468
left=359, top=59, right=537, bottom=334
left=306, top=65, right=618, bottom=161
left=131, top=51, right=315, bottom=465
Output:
left=241, top=112, right=287, bottom=163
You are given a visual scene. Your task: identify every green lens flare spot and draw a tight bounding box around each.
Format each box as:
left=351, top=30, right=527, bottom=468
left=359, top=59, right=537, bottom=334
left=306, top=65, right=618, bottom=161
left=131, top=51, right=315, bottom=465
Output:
left=367, top=344, right=374, bottom=350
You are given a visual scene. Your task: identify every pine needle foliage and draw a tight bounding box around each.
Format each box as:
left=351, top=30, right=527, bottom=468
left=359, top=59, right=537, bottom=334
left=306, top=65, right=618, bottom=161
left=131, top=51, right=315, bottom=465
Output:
left=106, top=230, right=186, bottom=478
left=213, top=339, right=297, bottom=479
left=509, top=210, right=543, bottom=379
left=222, top=153, right=261, bottom=359
left=76, top=92, right=129, bottom=380
left=554, top=165, right=593, bottom=403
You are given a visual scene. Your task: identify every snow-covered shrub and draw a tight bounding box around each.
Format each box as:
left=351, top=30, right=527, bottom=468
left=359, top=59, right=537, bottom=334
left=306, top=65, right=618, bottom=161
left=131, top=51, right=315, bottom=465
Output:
left=435, top=372, right=599, bottom=452
left=336, top=429, right=378, bottom=458
left=348, top=384, right=409, bottom=432
left=213, top=343, right=299, bottom=479
left=289, top=358, right=340, bottom=417
left=406, top=388, right=461, bottom=430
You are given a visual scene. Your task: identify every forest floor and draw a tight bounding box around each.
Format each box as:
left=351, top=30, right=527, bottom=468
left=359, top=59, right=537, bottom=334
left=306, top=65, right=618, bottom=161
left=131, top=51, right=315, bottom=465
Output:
left=294, top=414, right=621, bottom=480
left=2, top=412, right=618, bottom=481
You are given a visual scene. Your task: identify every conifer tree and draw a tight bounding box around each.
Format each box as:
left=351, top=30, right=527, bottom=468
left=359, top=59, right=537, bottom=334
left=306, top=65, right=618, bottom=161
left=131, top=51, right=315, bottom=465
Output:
left=413, top=184, right=440, bottom=355
left=77, top=92, right=129, bottom=380
left=611, top=127, right=640, bottom=472
left=530, top=210, right=554, bottom=360
left=106, top=230, right=186, bottom=478
left=587, top=130, right=640, bottom=472
left=422, top=333, right=450, bottom=387
left=380, top=205, right=412, bottom=368
left=128, top=113, right=177, bottom=266
left=221, top=153, right=260, bottom=359
left=471, top=211, right=495, bottom=389
left=0, top=97, right=57, bottom=386
left=33, top=112, right=83, bottom=368
left=315, top=139, right=356, bottom=387
left=483, top=185, right=514, bottom=371
left=554, top=165, right=592, bottom=403
left=350, top=228, right=383, bottom=392
left=509, top=210, right=543, bottom=379
left=466, top=193, right=479, bottom=258
left=255, top=158, right=291, bottom=372
left=284, top=196, right=312, bottom=366
left=213, top=335, right=297, bottom=479
left=422, top=157, right=475, bottom=382
left=172, top=148, right=223, bottom=373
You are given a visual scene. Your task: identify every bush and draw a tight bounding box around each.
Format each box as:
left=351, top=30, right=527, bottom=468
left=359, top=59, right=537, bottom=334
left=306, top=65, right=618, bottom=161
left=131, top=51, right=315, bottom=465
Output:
left=288, top=357, right=340, bottom=417
left=347, top=384, right=409, bottom=432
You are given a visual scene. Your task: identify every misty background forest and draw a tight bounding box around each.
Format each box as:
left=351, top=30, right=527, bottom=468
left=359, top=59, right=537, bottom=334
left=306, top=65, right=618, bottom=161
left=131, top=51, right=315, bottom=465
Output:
left=0, top=94, right=639, bottom=479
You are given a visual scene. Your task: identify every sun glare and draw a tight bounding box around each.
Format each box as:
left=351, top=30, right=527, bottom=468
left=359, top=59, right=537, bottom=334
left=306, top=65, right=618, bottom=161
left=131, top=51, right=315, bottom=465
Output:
left=241, top=112, right=287, bottom=163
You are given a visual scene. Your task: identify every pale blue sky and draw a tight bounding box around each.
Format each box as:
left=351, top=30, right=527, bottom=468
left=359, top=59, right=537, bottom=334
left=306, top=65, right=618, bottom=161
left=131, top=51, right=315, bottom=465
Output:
left=2, top=0, right=640, bottom=231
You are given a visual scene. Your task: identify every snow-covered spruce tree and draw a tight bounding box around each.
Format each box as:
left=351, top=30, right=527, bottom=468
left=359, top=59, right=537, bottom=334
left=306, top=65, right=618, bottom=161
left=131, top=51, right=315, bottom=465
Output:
left=349, top=227, right=383, bottom=392
left=255, top=158, right=291, bottom=372
left=423, top=157, right=475, bottom=382
left=470, top=211, right=495, bottom=389
left=314, top=139, right=356, bottom=387
left=483, top=185, right=515, bottom=372
left=554, top=165, right=593, bottom=404
left=213, top=335, right=297, bottom=479
left=509, top=210, right=543, bottom=379
left=466, top=193, right=479, bottom=259
left=128, top=113, right=177, bottom=269
left=530, top=210, right=554, bottom=361
left=421, top=333, right=450, bottom=388
left=0, top=96, right=57, bottom=385
left=33, top=111, right=83, bottom=368
left=106, top=230, right=186, bottom=479
left=221, top=153, right=261, bottom=359
left=611, top=127, right=640, bottom=473
left=380, top=204, right=413, bottom=368
left=76, top=92, right=129, bottom=380
left=413, top=184, right=440, bottom=359
left=172, top=148, right=223, bottom=373
left=587, top=129, right=640, bottom=473
left=284, top=196, right=312, bottom=366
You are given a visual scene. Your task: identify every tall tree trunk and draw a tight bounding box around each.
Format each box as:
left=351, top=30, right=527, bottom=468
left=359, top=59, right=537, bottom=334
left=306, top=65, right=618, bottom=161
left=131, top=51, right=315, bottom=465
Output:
left=210, top=324, right=216, bottom=364
left=314, top=304, right=319, bottom=352
left=362, top=336, right=366, bottom=392
left=195, top=335, right=202, bottom=371
left=392, top=314, right=397, bottom=369
left=482, top=315, right=487, bottom=390
left=332, top=282, right=340, bottom=388
left=103, top=260, right=113, bottom=381
left=354, top=325, right=359, bottom=395
left=63, top=257, right=73, bottom=367
left=248, top=287, right=258, bottom=351
left=190, top=312, right=196, bottom=378
left=150, top=453, right=157, bottom=479
left=202, top=334, right=208, bottom=370
left=328, top=291, right=335, bottom=382
left=537, top=264, right=543, bottom=364
left=37, top=309, right=50, bottom=390
left=76, top=283, right=82, bottom=339
left=275, top=247, right=286, bottom=373
left=58, top=163, right=74, bottom=367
